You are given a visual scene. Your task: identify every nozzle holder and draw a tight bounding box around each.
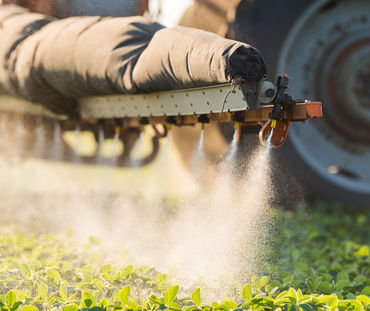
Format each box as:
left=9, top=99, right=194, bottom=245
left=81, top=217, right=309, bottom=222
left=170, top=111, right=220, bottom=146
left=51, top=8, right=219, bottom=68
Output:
left=139, top=117, right=149, bottom=125
left=231, top=111, right=244, bottom=123
left=269, top=74, right=296, bottom=121
left=114, top=118, right=122, bottom=127
left=197, top=114, right=210, bottom=124
left=97, top=119, right=105, bottom=129
left=166, top=116, right=177, bottom=125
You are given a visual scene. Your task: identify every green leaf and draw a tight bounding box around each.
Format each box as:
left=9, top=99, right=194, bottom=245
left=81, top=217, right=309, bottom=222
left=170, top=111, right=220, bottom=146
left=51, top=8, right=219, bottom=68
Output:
left=60, top=261, right=73, bottom=274
left=19, top=264, right=32, bottom=278
left=12, top=290, right=24, bottom=302
left=59, top=284, right=67, bottom=301
left=62, top=304, right=79, bottom=311
left=11, top=301, right=22, bottom=311
left=165, top=285, right=179, bottom=305
left=99, top=298, right=109, bottom=308
left=299, top=304, right=314, bottom=311
left=318, top=295, right=338, bottom=308
left=337, top=271, right=349, bottom=282
left=338, top=300, right=351, bottom=310
left=168, top=302, right=181, bottom=311
left=208, top=302, right=217, bottom=309
left=82, top=299, right=93, bottom=308
left=99, top=264, right=112, bottom=274
left=313, top=277, right=322, bottom=290
left=83, top=271, right=93, bottom=283
left=91, top=279, right=104, bottom=290
left=37, top=283, right=48, bottom=300
left=257, top=276, right=269, bottom=289
left=155, top=274, right=168, bottom=290
left=297, top=289, right=303, bottom=299
left=347, top=300, right=364, bottom=311
left=356, top=295, right=370, bottom=307
left=288, top=288, right=298, bottom=302
left=119, top=285, right=131, bottom=306
left=336, top=280, right=351, bottom=291
left=21, top=306, right=38, bottom=311
left=6, top=291, right=17, bottom=305
left=305, top=280, right=314, bottom=291
left=220, top=298, right=237, bottom=311
left=361, top=286, right=370, bottom=296
left=122, top=265, right=134, bottom=277
left=108, top=304, right=123, bottom=310
left=275, top=291, right=288, bottom=302
left=149, top=295, right=162, bottom=305
left=128, top=301, right=139, bottom=309
left=355, top=245, right=369, bottom=257
left=242, top=284, right=252, bottom=302
left=46, top=269, right=61, bottom=285
left=283, top=304, right=297, bottom=311
left=192, top=288, right=201, bottom=306
left=81, top=292, right=96, bottom=309
left=318, top=281, right=332, bottom=294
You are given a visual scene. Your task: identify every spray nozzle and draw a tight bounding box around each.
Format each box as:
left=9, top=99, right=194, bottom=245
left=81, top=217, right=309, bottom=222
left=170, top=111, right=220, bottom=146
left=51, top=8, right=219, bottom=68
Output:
left=115, top=126, right=121, bottom=134
left=269, top=74, right=296, bottom=122
left=166, top=116, right=177, bottom=131
left=259, top=74, right=296, bottom=148
left=197, top=114, right=210, bottom=124
left=97, top=119, right=105, bottom=131
left=197, top=115, right=210, bottom=131
left=139, top=117, right=150, bottom=132
left=114, top=119, right=122, bottom=134
left=166, top=116, right=177, bottom=125
left=139, top=117, right=149, bottom=126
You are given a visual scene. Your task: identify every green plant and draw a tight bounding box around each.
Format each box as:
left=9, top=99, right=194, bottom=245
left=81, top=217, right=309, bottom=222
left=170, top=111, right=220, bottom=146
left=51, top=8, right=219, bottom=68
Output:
left=0, top=205, right=368, bottom=311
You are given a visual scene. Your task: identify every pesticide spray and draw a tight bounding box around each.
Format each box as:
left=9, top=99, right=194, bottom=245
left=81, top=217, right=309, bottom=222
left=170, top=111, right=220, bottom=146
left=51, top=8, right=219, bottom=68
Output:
left=0, top=121, right=275, bottom=298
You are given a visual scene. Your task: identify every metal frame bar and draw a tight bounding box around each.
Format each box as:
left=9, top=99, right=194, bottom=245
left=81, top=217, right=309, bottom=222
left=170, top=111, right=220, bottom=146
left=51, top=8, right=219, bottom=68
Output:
left=78, top=83, right=249, bottom=119
left=119, top=102, right=322, bottom=127
left=0, top=83, right=321, bottom=126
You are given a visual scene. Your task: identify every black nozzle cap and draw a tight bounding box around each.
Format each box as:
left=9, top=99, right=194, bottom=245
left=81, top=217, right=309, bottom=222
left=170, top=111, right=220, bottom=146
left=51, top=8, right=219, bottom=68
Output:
left=277, top=74, right=289, bottom=90
left=166, top=116, right=177, bottom=125
left=197, top=114, right=210, bottom=123
left=97, top=119, right=105, bottom=127
left=231, top=111, right=244, bottom=122
left=139, top=117, right=150, bottom=125
left=114, top=118, right=122, bottom=127
left=269, top=110, right=283, bottom=121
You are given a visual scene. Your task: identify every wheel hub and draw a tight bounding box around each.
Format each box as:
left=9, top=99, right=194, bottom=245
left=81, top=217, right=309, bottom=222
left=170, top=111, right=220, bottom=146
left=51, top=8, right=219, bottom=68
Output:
left=277, top=0, right=370, bottom=195
left=321, top=32, right=370, bottom=143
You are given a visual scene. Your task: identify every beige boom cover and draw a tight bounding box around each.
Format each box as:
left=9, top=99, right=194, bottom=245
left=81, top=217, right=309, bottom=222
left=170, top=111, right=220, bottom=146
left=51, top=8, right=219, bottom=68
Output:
left=0, top=5, right=266, bottom=115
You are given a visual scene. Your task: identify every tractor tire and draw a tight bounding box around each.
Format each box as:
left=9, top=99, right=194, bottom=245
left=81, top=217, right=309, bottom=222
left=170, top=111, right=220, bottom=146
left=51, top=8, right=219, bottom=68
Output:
left=232, top=0, right=370, bottom=206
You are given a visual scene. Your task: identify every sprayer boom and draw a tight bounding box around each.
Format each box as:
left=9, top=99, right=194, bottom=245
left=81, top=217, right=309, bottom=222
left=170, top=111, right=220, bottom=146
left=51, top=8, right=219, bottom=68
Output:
left=0, top=76, right=322, bottom=166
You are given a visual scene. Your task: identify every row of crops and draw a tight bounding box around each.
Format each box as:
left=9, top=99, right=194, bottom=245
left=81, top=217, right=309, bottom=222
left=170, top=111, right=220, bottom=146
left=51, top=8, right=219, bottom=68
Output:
left=0, top=205, right=369, bottom=311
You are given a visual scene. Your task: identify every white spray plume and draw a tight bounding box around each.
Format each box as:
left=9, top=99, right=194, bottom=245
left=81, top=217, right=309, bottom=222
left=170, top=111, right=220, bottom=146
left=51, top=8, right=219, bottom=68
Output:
left=0, top=119, right=275, bottom=295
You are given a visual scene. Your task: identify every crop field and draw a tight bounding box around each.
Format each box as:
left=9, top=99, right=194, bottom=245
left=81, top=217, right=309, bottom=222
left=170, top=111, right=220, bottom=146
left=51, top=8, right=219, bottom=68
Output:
left=0, top=204, right=369, bottom=311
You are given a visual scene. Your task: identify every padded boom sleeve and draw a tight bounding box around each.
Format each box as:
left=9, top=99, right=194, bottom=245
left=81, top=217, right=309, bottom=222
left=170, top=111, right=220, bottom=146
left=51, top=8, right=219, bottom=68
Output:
left=0, top=5, right=266, bottom=115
